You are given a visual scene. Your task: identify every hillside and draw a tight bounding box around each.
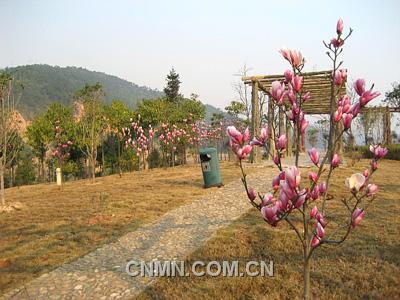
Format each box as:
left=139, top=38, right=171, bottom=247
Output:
left=4, top=64, right=226, bottom=121
left=4, top=64, right=164, bottom=118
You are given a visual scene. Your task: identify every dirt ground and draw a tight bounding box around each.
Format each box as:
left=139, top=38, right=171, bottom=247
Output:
left=137, top=159, right=400, bottom=299
left=0, top=161, right=260, bottom=294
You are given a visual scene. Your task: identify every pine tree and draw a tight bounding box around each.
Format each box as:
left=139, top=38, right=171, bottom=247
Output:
left=163, top=68, right=181, bottom=102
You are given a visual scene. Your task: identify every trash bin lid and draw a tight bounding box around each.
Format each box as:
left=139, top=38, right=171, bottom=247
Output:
left=199, top=147, right=217, bottom=154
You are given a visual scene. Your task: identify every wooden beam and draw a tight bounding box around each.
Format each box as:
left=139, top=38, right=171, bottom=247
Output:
left=251, top=80, right=261, bottom=163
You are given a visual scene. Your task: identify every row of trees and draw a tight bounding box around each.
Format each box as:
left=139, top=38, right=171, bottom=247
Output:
left=0, top=69, right=233, bottom=206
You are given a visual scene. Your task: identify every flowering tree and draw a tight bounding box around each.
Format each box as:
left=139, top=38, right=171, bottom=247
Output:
left=226, top=19, right=385, bottom=299
left=122, top=116, right=154, bottom=170
left=52, top=120, right=73, bottom=187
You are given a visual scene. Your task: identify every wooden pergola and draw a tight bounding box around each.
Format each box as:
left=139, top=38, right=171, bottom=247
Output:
left=242, top=70, right=346, bottom=162
left=242, top=70, right=398, bottom=163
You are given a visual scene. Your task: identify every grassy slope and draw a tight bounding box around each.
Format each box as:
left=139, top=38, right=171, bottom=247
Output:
left=138, top=159, right=400, bottom=299
left=0, top=162, right=259, bottom=294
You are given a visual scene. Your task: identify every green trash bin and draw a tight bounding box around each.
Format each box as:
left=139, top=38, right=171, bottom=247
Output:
left=199, top=147, right=222, bottom=188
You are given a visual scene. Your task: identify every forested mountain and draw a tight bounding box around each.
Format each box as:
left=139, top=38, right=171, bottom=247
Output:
left=4, top=64, right=164, bottom=118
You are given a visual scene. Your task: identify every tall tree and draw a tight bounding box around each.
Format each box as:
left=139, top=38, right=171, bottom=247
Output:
left=225, top=100, right=247, bottom=119
left=383, top=82, right=400, bottom=108
left=233, top=64, right=252, bottom=121
left=104, top=100, right=133, bottom=175
left=74, top=83, right=104, bottom=182
left=163, top=68, right=181, bottom=102
left=0, top=73, right=21, bottom=206
left=27, top=103, right=74, bottom=182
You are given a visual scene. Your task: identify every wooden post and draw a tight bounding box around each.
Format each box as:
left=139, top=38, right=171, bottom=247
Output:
left=251, top=80, right=261, bottom=163
left=336, top=121, right=344, bottom=155
left=267, top=96, right=275, bottom=160
left=383, top=107, right=392, bottom=145
left=286, top=113, right=292, bottom=157
left=279, top=107, right=284, bottom=136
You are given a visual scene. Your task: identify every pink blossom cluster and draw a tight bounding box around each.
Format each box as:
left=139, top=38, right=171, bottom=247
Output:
left=226, top=126, right=252, bottom=160
left=52, top=121, right=72, bottom=163
left=52, top=140, right=73, bottom=161
left=159, top=123, right=186, bottom=152
left=123, top=120, right=154, bottom=156
left=333, top=79, right=380, bottom=130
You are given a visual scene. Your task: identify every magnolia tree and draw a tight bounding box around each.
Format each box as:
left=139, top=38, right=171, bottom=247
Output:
left=52, top=120, right=72, bottom=187
left=226, top=19, right=386, bottom=299
left=122, top=116, right=154, bottom=170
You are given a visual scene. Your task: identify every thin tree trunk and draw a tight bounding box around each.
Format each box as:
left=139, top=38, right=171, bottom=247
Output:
left=0, top=163, right=5, bottom=206
left=102, top=144, right=105, bottom=176
left=303, top=254, right=311, bottom=300
left=117, top=138, right=122, bottom=176
left=40, top=156, right=46, bottom=182
left=10, top=166, right=14, bottom=187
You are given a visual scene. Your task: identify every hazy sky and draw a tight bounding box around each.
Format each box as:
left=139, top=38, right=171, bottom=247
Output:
left=1, top=0, right=399, bottom=110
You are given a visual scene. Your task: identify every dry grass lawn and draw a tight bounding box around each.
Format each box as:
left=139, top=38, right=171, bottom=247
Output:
left=137, top=159, right=400, bottom=299
left=0, top=161, right=259, bottom=294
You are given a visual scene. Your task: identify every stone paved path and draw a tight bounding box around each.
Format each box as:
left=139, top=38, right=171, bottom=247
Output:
left=2, top=163, right=277, bottom=300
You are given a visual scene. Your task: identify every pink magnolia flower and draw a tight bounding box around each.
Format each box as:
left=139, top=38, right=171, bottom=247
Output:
left=311, top=235, right=321, bottom=248
left=273, top=154, right=280, bottom=166
left=340, top=95, right=351, bottom=112
left=294, top=193, right=306, bottom=208
left=308, top=148, right=320, bottom=166
left=332, top=154, right=340, bottom=168
left=284, top=69, right=293, bottom=83
left=366, top=184, right=378, bottom=196
left=287, top=88, right=296, bottom=105
left=300, top=118, right=309, bottom=134
left=345, top=173, right=365, bottom=192
left=270, top=81, right=286, bottom=105
left=333, top=107, right=343, bottom=122
left=342, top=113, right=353, bottom=129
left=277, top=134, right=287, bottom=150
left=316, top=222, right=325, bottom=238
left=311, top=185, right=320, bottom=200
left=308, top=171, right=318, bottom=183
left=289, top=50, right=304, bottom=68
left=354, top=79, right=365, bottom=96
left=337, top=18, right=344, bottom=35
left=261, top=205, right=279, bottom=226
left=226, top=126, right=243, bottom=144
left=272, top=176, right=280, bottom=191
left=331, top=38, right=344, bottom=48
left=370, top=145, right=388, bottom=159
left=292, top=75, right=303, bottom=92
left=334, top=69, right=347, bottom=86
left=360, top=89, right=381, bottom=106
left=363, top=169, right=369, bottom=178
left=247, top=188, right=257, bottom=201
left=261, top=193, right=274, bottom=207
left=316, top=212, right=327, bottom=227
left=243, top=127, right=250, bottom=143
left=237, top=145, right=252, bottom=160
left=350, top=102, right=361, bottom=117
left=285, top=166, right=301, bottom=189
left=310, top=205, right=318, bottom=218
left=251, top=126, right=269, bottom=146
left=352, top=208, right=365, bottom=228
left=279, top=48, right=304, bottom=68
left=319, top=182, right=327, bottom=194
